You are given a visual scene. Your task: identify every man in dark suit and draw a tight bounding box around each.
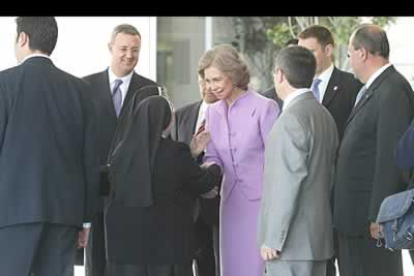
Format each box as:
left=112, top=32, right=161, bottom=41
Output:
left=297, top=25, right=363, bottom=276
left=171, top=75, right=220, bottom=276
left=334, top=24, right=414, bottom=276
left=0, top=17, right=99, bottom=276
left=298, top=25, right=362, bottom=141
left=261, top=38, right=298, bottom=110
left=83, top=24, right=160, bottom=276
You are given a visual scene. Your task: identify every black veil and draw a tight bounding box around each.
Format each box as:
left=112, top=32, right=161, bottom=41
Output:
left=107, top=94, right=172, bottom=207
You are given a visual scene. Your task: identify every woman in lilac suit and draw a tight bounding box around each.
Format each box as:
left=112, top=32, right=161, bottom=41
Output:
left=199, top=44, right=280, bottom=276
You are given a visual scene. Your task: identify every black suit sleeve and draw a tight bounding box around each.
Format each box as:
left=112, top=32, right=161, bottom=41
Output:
left=82, top=84, right=101, bottom=222
left=0, top=81, right=8, bottom=151
left=369, top=86, right=414, bottom=221
left=176, top=143, right=221, bottom=195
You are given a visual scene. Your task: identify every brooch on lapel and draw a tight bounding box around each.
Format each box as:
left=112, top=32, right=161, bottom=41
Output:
left=333, top=86, right=338, bottom=91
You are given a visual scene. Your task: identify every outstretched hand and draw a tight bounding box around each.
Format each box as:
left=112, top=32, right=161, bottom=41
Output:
left=190, top=130, right=210, bottom=158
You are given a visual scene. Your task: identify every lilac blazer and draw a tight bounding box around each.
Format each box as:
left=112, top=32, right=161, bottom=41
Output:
left=204, top=90, right=280, bottom=202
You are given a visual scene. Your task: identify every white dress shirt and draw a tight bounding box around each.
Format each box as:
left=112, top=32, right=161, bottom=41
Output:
left=365, top=63, right=392, bottom=89
left=195, top=101, right=209, bottom=134
left=283, top=88, right=311, bottom=111
left=314, top=64, right=334, bottom=104
left=20, top=53, right=51, bottom=64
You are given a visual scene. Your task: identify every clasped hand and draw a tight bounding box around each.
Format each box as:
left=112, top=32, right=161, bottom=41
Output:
left=260, top=245, right=281, bottom=261
left=201, top=186, right=219, bottom=199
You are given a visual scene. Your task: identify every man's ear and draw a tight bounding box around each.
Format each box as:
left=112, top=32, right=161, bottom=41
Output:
left=17, top=32, right=28, bottom=47
left=108, top=42, right=113, bottom=53
left=277, top=68, right=285, bottom=84
left=359, top=47, right=369, bottom=62
left=324, top=44, right=333, bottom=58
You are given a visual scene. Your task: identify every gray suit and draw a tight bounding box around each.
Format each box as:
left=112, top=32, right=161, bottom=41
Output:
left=258, top=92, right=338, bottom=276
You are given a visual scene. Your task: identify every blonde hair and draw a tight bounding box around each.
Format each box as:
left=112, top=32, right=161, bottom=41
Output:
left=198, top=44, right=250, bottom=90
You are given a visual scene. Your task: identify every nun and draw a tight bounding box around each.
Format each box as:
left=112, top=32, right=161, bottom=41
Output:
left=104, top=95, right=221, bottom=276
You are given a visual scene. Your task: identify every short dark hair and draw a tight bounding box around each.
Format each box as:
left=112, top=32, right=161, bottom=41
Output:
left=15, top=17, right=58, bottom=55
left=285, top=38, right=298, bottom=47
left=274, top=46, right=316, bottom=89
left=298, top=25, right=335, bottom=48
left=110, top=24, right=141, bottom=43
left=351, top=24, right=390, bottom=59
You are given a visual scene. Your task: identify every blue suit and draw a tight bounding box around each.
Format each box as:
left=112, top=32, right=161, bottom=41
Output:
left=394, top=119, right=414, bottom=265
left=395, top=118, right=414, bottom=169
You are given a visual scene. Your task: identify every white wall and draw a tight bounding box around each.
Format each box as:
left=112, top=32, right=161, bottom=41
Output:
left=388, top=17, right=414, bottom=88
left=0, top=17, right=156, bottom=80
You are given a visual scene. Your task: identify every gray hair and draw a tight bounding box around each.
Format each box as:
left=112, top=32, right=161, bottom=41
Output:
left=198, top=44, right=250, bottom=90
left=110, top=24, right=141, bottom=43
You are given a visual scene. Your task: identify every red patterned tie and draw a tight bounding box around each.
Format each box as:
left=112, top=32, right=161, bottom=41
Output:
left=196, top=119, right=206, bottom=135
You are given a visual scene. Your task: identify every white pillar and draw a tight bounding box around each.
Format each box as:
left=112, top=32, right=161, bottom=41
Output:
left=205, top=16, right=213, bottom=50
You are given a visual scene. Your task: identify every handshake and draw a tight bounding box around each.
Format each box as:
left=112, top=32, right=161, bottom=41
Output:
left=201, top=186, right=219, bottom=199
left=200, top=161, right=221, bottom=199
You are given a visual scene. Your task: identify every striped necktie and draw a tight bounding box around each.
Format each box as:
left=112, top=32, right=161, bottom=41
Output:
left=112, top=79, right=123, bottom=117
left=311, top=78, right=322, bottom=101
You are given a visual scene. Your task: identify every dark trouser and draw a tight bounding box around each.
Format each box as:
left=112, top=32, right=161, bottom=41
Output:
left=337, top=231, right=403, bottom=276
left=0, top=222, right=78, bottom=276
left=86, top=212, right=106, bottom=276
left=193, top=218, right=220, bottom=276
left=107, top=263, right=193, bottom=276
left=266, top=260, right=326, bottom=276
left=326, top=228, right=338, bottom=276
left=411, top=250, right=414, bottom=265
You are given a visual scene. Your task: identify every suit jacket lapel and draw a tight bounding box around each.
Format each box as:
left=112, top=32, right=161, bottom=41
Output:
left=346, top=65, right=396, bottom=126
left=100, top=69, right=118, bottom=118
left=183, top=101, right=202, bottom=144
left=322, top=67, right=340, bottom=107
left=120, top=72, right=140, bottom=118
left=346, top=88, right=374, bottom=124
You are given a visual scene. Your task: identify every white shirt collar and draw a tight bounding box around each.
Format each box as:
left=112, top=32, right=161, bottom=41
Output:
left=195, top=100, right=211, bottom=134
left=365, top=63, right=392, bottom=89
left=283, top=88, right=310, bottom=111
left=314, top=64, right=334, bottom=103
left=199, top=101, right=209, bottom=116
left=108, top=68, right=134, bottom=106
left=317, top=64, right=334, bottom=84
left=20, top=53, right=51, bottom=64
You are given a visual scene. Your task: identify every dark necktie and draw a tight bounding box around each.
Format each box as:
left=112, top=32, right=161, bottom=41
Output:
left=112, top=79, right=123, bottom=117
